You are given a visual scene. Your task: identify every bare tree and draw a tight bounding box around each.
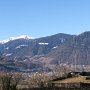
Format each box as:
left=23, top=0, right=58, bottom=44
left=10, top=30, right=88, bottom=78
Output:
left=1, top=73, right=12, bottom=90
left=0, top=72, right=22, bottom=90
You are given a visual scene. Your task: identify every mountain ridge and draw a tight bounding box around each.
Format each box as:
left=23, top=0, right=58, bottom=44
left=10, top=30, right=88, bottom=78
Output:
left=0, top=35, right=33, bottom=44
left=0, top=31, right=90, bottom=72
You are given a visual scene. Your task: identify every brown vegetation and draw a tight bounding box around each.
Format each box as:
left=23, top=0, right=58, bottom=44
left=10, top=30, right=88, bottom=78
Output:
left=0, top=72, right=22, bottom=90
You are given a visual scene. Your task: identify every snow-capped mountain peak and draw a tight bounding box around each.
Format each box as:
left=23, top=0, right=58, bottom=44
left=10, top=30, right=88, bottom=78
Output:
left=0, top=35, right=33, bottom=44
left=0, top=40, right=9, bottom=44
left=9, top=35, right=33, bottom=40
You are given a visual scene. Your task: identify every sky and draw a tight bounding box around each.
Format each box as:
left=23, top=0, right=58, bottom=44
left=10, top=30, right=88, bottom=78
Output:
left=0, top=0, right=90, bottom=40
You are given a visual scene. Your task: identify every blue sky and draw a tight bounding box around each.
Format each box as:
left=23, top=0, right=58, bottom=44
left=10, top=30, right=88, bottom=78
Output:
left=0, top=0, right=90, bottom=40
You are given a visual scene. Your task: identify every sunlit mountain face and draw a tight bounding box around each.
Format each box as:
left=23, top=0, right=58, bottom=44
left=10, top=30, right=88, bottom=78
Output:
left=0, top=32, right=90, bottom=72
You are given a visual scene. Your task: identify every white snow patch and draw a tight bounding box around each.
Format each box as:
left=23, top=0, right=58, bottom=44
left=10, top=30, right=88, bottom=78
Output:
left=2, top=53, right=7, bottom=55
left=52, top=46, right=58, bottom=49
left=23, top=59, right=27, bottom=62
left=15, top=45, right=28, bottom=49
left=5, top=53, right=12, bottom=56
left=60, top=38, right=65, bottom=43
left=5, top=47, right=9, bottom=50
left=0, top=40, right=9, bottom=44
left=38, top=43, right=49, bottom=45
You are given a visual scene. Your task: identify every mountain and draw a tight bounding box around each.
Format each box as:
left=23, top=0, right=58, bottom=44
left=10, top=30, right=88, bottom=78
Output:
left=0, top=33, right=73, bottom=72
left=0, top=33, right=73, bottom=57
left=45, top=31, right=90, bottom=65
left=0, top=35, right=32, bottom=44
left=0, top=32, right=90, bottom=72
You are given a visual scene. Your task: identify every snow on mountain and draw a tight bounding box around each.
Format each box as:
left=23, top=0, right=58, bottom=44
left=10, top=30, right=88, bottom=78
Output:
left=0, top=35, right=33, bottom=44
left=9, top=35, right=33, bottom=40
left=52, top=46, right=58, bottom=49
left=38, top=43, right=49, bottom=45
left=59, top=38, right=65, bottom=43
left=15, top=45, right=28, bottom=49
left=2, top=53, right=12, bottom=56
left=0, top=40, right=9, bottom=44
left=5, top=53, right=12, bottom=56
left=5, top=47, right=9, bottom=50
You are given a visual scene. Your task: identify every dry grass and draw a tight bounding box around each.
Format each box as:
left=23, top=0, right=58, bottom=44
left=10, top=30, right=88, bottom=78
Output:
left=53, top=76, right=90, bottom=84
